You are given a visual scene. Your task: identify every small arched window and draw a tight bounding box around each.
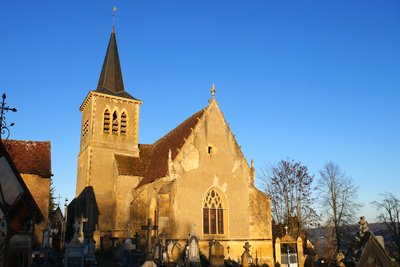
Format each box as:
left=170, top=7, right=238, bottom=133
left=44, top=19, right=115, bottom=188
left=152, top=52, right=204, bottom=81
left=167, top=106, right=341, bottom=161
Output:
left=120, top=112, right=127, bottom=135
left=203, top=188, right=225, bottom=235
left=103, top=109, right=110, bottom=133
left=112, top=111, right=119, bottom=135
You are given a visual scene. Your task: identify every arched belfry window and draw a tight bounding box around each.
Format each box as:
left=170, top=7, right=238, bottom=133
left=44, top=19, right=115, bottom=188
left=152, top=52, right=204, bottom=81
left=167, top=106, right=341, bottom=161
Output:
left=120, top=112, right=127, bottom=135
left=103, top=109, right=111, bottom=133
left=203, top=188, right=225, bottom=235
left=112, top=111, right=119, bottom=135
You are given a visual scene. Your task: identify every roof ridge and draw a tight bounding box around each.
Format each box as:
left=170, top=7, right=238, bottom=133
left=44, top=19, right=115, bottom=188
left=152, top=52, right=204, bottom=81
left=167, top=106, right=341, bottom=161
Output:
left=153, top=108, right=205, bottom=147
left=136, top=107, right=206, bottom=188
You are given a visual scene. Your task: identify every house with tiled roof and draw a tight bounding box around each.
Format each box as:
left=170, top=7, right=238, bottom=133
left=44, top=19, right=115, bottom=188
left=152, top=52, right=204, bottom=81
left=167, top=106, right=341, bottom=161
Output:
left=0, top=141, right=44, bottom=266
left=4, top=140, right=51, bottom=249
left=75, top=27, right=274, bottom=265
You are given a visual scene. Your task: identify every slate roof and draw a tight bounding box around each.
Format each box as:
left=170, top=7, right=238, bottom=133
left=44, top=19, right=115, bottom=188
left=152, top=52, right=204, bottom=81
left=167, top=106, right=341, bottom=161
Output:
left=96, top=27, right=138, bottom=101
left=4, top=140, right=52, bottom=178
left=136, top=109, right=205, bottom=188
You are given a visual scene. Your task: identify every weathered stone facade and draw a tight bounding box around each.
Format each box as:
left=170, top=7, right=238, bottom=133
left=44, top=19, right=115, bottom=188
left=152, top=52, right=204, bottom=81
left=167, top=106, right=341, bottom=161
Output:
left=5, top=140, right=51, bottom=248
left=19, top=174, right=50, bottom=247
left=75, top=29, right=274, bottom=265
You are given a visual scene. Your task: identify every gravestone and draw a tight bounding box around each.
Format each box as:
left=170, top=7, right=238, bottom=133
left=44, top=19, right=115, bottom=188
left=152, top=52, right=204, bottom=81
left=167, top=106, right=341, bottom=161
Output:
left=152, top=237, right=161, bottom=263
left=65, top=186, right=99, bottom=267
left=64, top=224, right=86, bottom=267
left=241, top=242, right=251, bottom=267
left=189, top=236, right=201, bottom=266
left=167, top=240, right=181, bottom=263
left=141, top=218, right=158, bottom=256
left=209, top=240, right=224, bottom=267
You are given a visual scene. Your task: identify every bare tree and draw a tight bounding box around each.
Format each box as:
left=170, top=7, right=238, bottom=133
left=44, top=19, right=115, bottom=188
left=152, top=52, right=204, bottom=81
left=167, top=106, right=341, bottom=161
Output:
left=317, top=161, right=361, bottom=253
left=372, top=192, right=400, bottom=260
left=261, top=159, right=319, bottom=231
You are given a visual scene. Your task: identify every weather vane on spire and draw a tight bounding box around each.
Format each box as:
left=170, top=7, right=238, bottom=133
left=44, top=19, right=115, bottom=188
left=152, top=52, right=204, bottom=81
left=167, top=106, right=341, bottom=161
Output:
left=112, top=6, right=118, bottom=29
left=211, top=83, right=216, bottom=99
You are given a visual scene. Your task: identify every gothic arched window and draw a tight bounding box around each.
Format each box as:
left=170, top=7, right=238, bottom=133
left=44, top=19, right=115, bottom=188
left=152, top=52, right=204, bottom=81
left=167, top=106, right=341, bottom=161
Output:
left=203, top=188, right=225, bottom=235
left=112, top=111, right=119, bottom=135
left=103, top=109, right=110, bottom=133
left=120, top=112, right=127, bottom=135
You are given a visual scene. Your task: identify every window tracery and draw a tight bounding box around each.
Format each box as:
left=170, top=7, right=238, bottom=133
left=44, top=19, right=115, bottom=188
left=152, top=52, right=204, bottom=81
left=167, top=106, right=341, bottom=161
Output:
left=203, top=188, right=225, bottom=235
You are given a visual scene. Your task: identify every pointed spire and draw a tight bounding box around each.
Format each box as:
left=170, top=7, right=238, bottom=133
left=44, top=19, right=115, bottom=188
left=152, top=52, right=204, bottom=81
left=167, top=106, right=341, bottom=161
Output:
left=96, top=28, right=125, bottom=94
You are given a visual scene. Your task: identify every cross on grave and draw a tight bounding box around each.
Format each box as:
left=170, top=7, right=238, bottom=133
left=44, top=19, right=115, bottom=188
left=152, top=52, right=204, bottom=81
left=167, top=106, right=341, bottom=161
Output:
left=243, top=242, right=251, bottom=252
left=55, top=193, right=62, bottom=207
left=141, top=218, right=158, bottom=255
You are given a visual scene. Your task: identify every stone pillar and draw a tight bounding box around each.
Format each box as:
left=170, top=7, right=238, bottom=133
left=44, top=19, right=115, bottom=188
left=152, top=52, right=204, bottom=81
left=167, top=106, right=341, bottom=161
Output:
left=297, top=236, right=304, bottom=267
left=275, top=238, right=281, bottom=266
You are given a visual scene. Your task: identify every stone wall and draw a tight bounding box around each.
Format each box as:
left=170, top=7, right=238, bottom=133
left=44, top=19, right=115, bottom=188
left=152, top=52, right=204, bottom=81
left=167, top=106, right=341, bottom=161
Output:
left=20, top=173, right=50, bottom=248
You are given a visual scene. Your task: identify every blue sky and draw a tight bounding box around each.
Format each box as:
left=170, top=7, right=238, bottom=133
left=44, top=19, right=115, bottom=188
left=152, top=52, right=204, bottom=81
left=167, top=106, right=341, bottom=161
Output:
left=1, top=1, right=399, bottom=223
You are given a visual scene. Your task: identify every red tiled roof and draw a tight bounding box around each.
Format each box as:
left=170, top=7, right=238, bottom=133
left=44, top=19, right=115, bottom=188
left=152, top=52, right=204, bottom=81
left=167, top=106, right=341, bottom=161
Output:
left=137, top=109, right=205, bottom=188
left=4, top=140, right=51, bottom=178
left=115, top=144, right=154, bottom=176
left=0, top=141, right=44, bottom=223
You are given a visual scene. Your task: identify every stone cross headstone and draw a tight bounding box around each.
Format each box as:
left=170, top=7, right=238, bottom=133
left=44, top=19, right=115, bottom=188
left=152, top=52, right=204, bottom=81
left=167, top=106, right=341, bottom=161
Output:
left=141, top=218, right=158, bottom=259
left=241, top=242, right=251, bottom=267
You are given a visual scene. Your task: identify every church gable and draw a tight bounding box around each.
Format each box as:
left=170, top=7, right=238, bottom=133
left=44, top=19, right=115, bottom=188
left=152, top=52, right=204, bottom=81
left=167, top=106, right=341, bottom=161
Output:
left=174, top=99, right=252, bottom=181
left=161, top=99, right=257, bottom=239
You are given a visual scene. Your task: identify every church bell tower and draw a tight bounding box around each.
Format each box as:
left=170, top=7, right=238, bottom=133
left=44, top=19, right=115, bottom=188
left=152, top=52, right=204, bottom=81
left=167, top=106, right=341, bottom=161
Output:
left=76, top=27, right=141, bottom=236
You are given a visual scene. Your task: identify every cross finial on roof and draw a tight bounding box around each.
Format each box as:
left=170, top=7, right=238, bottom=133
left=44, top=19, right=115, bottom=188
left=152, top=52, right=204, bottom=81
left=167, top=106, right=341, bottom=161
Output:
left=284, top=225, right=289, bottom=235
left=211, top=83, right=216, bottom=99
left=112, top=6, right=118, bottom=29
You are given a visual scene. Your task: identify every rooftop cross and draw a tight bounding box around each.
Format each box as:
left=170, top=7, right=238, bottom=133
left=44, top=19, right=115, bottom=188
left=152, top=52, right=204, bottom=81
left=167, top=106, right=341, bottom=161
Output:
left=211, top=83, right=216, bottom=99
left=113, top=6, right=118, bottom=27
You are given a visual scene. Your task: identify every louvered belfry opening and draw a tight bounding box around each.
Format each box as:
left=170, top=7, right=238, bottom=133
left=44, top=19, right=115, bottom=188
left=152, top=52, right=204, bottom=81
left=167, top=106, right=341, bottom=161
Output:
left=103, top=109, right=111, bottom=133
left=112, top=111, right=119, bottom=135
left=120, top=112, right=127, bottom=135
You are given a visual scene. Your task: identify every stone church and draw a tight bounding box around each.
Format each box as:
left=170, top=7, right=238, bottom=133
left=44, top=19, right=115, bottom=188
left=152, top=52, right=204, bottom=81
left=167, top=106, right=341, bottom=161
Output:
left=75, top=27, right=274, bottom=264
